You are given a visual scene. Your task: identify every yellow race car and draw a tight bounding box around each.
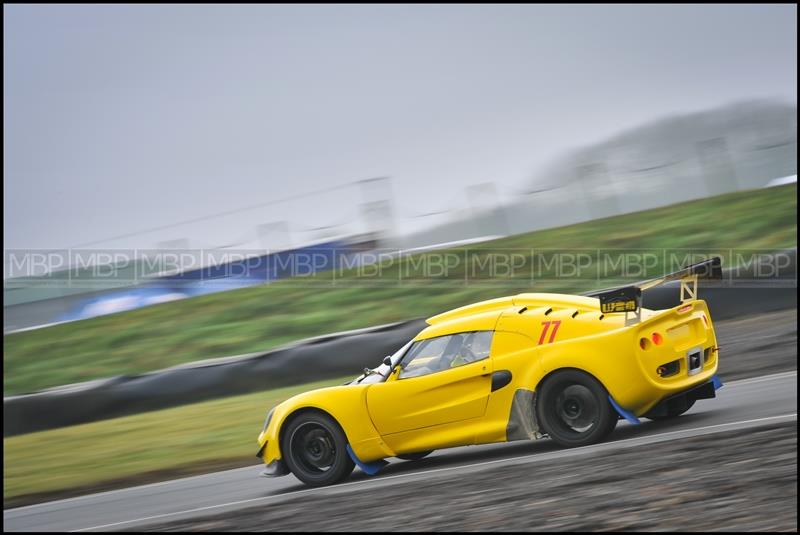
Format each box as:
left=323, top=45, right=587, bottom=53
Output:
left=256, top=258, right=723, bottom=486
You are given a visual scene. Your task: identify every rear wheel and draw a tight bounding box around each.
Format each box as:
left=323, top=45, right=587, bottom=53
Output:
left=397, top=450, right=433, bottom=461
left=281, top=412, right=354, bottom=487
left=536, top=370, right=618, bottom=447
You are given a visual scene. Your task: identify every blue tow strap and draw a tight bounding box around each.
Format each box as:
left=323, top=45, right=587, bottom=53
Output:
left=608, top=395, right=640, bottom=425
left=711, top=374, right=723, bottom=390
left=346, top=445, right=388, bottom=476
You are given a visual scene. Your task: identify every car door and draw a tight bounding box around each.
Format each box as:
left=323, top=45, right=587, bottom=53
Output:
left=366, top=331, right=494, bottom=436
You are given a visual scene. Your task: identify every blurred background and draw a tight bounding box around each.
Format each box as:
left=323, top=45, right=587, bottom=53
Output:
left=3, top=4, right=797, bottom=510
left=4, top=5, right=797, bottom=331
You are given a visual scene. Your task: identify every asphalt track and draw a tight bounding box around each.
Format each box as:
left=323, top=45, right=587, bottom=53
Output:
left=4, top=370, right=797, bottom=532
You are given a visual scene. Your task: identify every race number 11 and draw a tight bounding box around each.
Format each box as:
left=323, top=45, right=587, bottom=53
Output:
left=538, top=320, right=561, bottom=345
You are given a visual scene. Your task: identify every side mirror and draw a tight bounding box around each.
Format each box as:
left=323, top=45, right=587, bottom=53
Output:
left=383, top=356, right=392, bottom=367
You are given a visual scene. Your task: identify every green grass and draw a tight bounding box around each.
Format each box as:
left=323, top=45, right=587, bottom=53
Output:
left=3, top=376, right=351, bottom=502
left=4, top=184, right=797, bottom=395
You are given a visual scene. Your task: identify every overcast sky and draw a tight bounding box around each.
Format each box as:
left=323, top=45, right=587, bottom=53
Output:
left=4, top=4, right=797, bottom=250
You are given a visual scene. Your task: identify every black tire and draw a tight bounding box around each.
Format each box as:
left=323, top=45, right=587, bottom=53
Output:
left=645, top=398, right=696, bottom=421
left=281, top=411, right=354, bottom=487
left=536, top=369, right=618, bottom=447
left=397, top=450, right=434, bottom=461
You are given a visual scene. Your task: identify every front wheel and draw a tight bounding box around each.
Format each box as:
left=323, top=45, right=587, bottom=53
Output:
left=536, top=370, right=618, bottom=447
left=281, top=412, right=354, bottom=487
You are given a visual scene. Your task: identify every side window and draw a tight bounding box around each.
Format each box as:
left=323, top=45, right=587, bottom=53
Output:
left=399, top=331, right=493, bottom=379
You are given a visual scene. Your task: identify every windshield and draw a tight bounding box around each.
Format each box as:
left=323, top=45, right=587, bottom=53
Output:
left=350, top=339, right=414, bottom=385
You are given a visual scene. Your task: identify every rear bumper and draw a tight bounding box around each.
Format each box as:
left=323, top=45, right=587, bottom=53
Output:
left=643, top=374, right=723, bottom=419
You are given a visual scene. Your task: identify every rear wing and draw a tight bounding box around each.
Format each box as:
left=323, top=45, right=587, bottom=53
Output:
left=587, top=257, right=722, bottom=323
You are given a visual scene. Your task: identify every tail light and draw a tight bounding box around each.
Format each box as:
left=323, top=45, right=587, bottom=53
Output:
left=652, top=332, right=664, bottom=345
